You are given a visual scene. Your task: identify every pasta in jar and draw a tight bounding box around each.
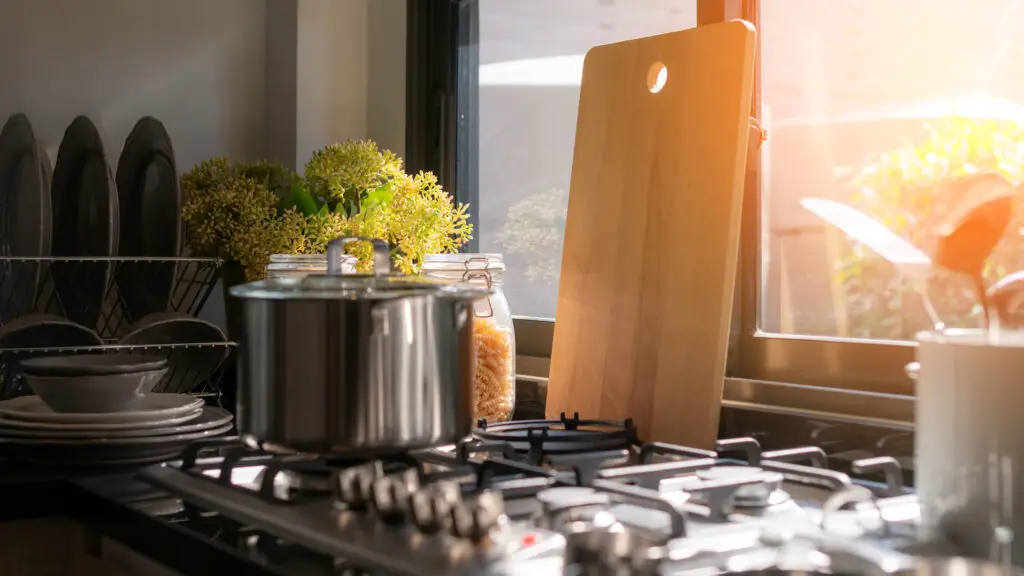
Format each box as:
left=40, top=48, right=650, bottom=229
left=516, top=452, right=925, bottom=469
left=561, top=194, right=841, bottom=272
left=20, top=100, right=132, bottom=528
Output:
left=473, top=316, right=515, bottom=423
left=422, top=253, right=516, bottom=423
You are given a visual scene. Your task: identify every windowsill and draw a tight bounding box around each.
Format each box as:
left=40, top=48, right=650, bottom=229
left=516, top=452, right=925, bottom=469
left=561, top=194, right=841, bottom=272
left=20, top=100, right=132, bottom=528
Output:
left=720, top=377, right=913, bottom=429
left=513, top=354, right=914, bottom=429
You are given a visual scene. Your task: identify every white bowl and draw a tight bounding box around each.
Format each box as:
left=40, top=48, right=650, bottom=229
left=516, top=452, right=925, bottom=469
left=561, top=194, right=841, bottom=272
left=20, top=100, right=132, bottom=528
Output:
left=24, top=369, right=168, bottom=413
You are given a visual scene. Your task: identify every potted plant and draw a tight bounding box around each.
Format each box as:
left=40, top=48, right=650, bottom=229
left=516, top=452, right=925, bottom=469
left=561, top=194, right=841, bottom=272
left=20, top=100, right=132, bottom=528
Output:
left=180, top=140, right=474, bottom=334
left=834, top=118, right=1024, bottom=339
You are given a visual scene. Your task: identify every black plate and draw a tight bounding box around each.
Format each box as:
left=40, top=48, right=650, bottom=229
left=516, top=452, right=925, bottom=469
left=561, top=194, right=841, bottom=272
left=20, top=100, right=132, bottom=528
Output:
left=119, top=312, right=230, bottom=394
left=0, top=114, right=52, bottom=323
left=0, top=313, right=103, bottom=350
left=0, top=314, right=104, bottom=398
left=50, top=116, right=119, bottom=329
left=115, top=117, right=181, bottom=324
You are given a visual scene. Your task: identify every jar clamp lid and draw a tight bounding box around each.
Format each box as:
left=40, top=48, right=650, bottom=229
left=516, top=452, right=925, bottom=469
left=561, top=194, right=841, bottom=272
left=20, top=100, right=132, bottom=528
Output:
left=423, top=254, right=503, bottom=317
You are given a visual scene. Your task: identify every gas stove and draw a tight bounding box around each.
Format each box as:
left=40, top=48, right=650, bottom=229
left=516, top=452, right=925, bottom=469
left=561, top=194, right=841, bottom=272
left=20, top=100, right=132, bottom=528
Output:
left=137, top=413, right=946, bottom=575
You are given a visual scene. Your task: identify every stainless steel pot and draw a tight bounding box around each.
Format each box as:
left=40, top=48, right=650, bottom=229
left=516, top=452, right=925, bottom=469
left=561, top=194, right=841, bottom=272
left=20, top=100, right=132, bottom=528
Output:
left=228, top=237, right=487, bottom=454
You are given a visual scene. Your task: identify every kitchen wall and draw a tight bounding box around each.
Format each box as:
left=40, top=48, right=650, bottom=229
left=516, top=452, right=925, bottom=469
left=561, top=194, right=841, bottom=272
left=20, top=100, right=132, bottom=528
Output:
left=0, top=0, right=406, bottom=170
left=0, top=0, right=407, bottom=327
left=0, top=0, right=266, bottom=170
left=366, top=0, right=407, bottom=157
left=295, top=0, right=407, bottom=165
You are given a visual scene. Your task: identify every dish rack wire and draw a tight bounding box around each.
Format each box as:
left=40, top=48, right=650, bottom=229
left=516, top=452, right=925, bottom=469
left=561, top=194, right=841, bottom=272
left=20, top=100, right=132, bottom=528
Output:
left=0, top=257, right=223, bottom=339
left=0, top=257, right=234, bottom=402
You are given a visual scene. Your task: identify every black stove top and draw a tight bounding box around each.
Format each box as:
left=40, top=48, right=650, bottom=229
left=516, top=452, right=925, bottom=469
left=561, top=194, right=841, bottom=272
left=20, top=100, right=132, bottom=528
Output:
left=125, top=415, right=922, bottom=576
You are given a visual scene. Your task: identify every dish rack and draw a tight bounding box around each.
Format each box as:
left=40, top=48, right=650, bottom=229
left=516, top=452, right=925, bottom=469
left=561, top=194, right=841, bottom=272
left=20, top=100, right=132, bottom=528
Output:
left=0, top=257, right=234, bottom=402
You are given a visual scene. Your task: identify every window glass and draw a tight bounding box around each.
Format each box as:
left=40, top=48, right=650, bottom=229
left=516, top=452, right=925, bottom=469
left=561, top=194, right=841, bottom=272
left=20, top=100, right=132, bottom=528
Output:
left=760, top=0, right=1024, bottom=340
left=475, top=0, right=697, bottom=319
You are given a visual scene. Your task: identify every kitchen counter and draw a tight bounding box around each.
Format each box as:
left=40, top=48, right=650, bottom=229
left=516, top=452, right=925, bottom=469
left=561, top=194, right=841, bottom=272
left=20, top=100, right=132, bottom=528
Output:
left=0, top=461, right=282, bottom=576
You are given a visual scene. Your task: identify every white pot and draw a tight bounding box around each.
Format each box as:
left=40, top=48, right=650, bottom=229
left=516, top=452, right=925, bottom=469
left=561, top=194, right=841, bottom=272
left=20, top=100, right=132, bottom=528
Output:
left=913, top=329, right=1024, bottom=564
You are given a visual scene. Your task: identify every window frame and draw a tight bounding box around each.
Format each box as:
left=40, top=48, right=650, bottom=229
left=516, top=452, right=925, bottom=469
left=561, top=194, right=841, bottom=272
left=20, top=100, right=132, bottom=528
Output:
left=405, top=0, right=916, bottom=406
left=406, top=0, right=481, bottom=253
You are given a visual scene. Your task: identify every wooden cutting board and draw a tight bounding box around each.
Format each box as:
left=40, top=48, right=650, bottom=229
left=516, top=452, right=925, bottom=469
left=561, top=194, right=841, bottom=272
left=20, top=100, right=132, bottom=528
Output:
left=545, top=21, right=757, bottom=449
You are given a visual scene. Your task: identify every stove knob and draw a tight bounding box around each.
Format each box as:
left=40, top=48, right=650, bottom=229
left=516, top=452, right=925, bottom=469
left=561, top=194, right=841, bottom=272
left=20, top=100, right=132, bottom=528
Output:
left=409, top=481, right=461, bottom=533
left=450, top=489, right=504, bottom=541
left=565, top=515, right=628, bottom=566
left=335, top=461, right=383, bottom=509
left=371, top=468, right=419, bottom=523
left=565, top=517, right=662, bottom=575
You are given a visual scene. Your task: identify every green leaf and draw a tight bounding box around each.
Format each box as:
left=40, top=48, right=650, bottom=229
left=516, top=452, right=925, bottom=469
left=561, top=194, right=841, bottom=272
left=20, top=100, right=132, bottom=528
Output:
left=360, top=182, right=395, bottom=213
left=281, top=181, right=319, bottom=216
left=318, top=203, right=330, bottom=216
left=334, top=202, right=346, bottom=214
left=290, top=181, right=317, bottom=215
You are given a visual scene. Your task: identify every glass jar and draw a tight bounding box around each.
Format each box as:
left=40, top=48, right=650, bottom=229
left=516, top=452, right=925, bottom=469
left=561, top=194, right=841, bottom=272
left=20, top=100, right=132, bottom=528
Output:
left=265, top=253, right=356, bottom=279
left=421, top=253, right=515, bottom=423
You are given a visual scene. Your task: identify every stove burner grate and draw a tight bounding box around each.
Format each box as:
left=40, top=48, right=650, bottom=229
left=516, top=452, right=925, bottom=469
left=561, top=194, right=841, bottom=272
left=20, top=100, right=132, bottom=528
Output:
left=474, top=412, right=640, bottom=465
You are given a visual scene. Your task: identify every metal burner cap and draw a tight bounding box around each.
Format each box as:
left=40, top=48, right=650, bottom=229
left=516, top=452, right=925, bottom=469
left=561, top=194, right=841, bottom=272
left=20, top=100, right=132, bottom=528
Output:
left=696, top=466, right=786, bottom=508
left=536, top=487, right=614, bottom=531
left=697, top=465, right=773, bottom=482
left=537, top=487, right=612, bottom=513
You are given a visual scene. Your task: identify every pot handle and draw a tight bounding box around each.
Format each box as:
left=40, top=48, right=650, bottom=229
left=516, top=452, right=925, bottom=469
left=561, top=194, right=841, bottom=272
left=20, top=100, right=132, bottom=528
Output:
left=327, top=237, right=391, bottom=276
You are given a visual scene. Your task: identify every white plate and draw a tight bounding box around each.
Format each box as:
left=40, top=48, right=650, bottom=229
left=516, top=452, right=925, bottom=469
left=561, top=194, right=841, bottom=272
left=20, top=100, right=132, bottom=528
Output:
left=0, top=422, right=234, bottom=447
left=0, top=394, right=204, bottom=424
left=0, top=407, right=231, bottom=439
left=0, top=424, right=235, bottom=466
left=0, top=407, right=202, bottom=431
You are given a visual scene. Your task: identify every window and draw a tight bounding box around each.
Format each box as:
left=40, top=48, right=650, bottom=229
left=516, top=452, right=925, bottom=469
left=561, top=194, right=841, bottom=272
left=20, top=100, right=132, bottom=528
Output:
left=759, top=0, right=1024, bottom=342
left=736, top=0, right=1024, bottom=394
left=411, top=0, right=1024, bottom=397
left=459, top=0, right=699, bottom=320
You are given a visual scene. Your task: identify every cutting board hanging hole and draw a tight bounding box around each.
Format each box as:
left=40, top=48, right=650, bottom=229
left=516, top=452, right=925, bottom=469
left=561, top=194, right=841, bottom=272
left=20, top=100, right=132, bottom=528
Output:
left=646, top=62, right=668, bottom=93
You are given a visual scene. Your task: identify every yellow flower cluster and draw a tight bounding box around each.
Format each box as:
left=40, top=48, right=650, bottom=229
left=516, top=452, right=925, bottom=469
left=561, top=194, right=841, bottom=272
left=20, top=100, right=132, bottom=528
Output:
left=180, top=158, right=300, bottom=281
left=180, top=140, right=473, bottom=281
left=341, top=171, right=473, bottom=274
left=304, top=140, right=404, bottom=205
left=303, top=141, right=473, bottom=275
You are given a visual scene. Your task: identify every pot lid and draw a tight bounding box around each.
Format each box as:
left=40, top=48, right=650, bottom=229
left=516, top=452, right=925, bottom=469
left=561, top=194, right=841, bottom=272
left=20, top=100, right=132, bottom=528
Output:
left=229, top=273, right=489, bottom=301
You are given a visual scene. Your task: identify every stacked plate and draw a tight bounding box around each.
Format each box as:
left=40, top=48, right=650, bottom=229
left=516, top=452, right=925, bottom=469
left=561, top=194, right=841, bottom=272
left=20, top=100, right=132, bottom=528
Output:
left=0, top=354, right=233, bottom=466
